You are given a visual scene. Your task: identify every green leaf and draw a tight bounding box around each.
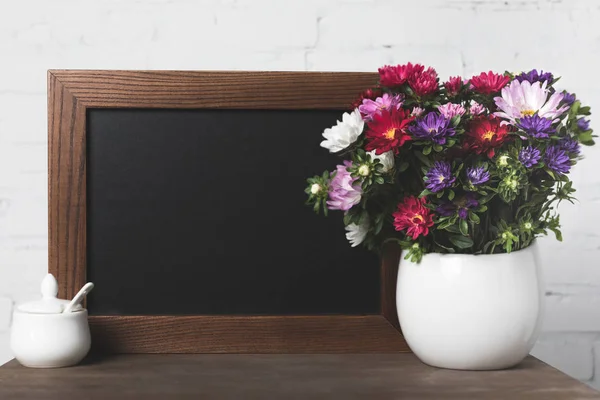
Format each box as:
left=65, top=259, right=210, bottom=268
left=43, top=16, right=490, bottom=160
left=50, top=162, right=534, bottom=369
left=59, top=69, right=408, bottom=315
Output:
left=375, top=176, right=384, bottom=185
left=448, top=190, right=455, bottom=201
left=445, top=224, right=461, bottom=234
left=398, top=161, right=410, bottom=172
left=579, top=131, right=594, bottom=143
left=468, top=211, right=480, bottom=224
left=419, top=188, right=433, bottom=198
left=433, top=144, right=443, bottom=152
left=459, top=219, right=469, bottom=236
left=449, top=234, right=474, bottom=249
left=423, top=146, right=432, bottom=155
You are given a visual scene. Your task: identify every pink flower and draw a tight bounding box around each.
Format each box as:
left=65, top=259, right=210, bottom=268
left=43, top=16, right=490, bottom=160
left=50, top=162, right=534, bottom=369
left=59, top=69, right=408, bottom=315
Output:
left=444, top=76, right=463, bottom=96
left=437, top=102, right=466, bottom=119
left=469, top=101, right=486, bottom=115
left=469, top=71, right=510, bottom=94
left=327, top=161, right=362, bottom=211
left=358, top=93, right=403, bottom=121
left=411, top=106, right=425, bottom=117
left=408, top=66, right=439, bottom=97
left=378, top=63, right=422, bottom=87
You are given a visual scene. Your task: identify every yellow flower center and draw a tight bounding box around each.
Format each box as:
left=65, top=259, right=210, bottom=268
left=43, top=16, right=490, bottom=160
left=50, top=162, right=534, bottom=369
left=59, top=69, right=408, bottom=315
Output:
left=384, top=128, right=396, bottom=140
left=482, top=130, right=495, bottom=141
left=412, top=214, right=424, bottom=224
left=521, top=109, right=535, bottom=116
left=438, top=176, right=445, bottom=183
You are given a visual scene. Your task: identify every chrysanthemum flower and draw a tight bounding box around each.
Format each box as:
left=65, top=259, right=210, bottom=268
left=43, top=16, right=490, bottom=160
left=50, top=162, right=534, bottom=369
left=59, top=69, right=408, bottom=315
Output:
left=320, top=109, right=365, bottom=153
left=469, top=101, right=486, bottom=115
left=444, top=76, right=463, bottom=96
left=577, top=118, right=590, bottom=131
left=327, top=161, right=362, bottom=211
left=516, top=114, right=555, bottom=139
left=544, top=146, right=571, bottom=174
left=466, top=166, right=490, bottom=185
left=559, top=138, right=581, bottom=155
left=519, top=146, right=541, bottom=168
left=345, top=215, right=370, bottom=247
left=515, top=69, right=554, bottom=84
left=494, top=80, right=569, bottom=124
left=464, top=116, right=510, bottom=158
left=392, top=196, right=434, bottom=239
left=408, top=66, right=439, bottom=97
left=561, top=92, right=576, bottom=106
left=469, top=71, right=510, bottom=94
left=359, top=93, right=403, bottom=121
left=411, top=106, right=425, bottom=117
left=351, top=88, right=382, bottom=109
left=425, top=161, right=456, bottom=192
left=368, top=150, right=395, bottom=172
left=436, top=193, right=479, bottom=220
left=378, top=63, right=422, bottom=87
left=409, top=112, right=455, bottom=145
left=437, top=102, right=466, bottom=119
left=365, top=108, right=414, bottom=154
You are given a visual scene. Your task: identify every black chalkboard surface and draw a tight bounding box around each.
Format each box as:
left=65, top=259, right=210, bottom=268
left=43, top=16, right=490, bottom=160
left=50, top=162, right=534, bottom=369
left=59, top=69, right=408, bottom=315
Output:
left=86, top=109, right=380, bottom=316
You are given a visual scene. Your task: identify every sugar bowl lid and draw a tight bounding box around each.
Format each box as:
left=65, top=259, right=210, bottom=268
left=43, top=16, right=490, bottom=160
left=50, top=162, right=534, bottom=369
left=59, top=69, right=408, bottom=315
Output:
left=17, top=274, right=82, bottom=314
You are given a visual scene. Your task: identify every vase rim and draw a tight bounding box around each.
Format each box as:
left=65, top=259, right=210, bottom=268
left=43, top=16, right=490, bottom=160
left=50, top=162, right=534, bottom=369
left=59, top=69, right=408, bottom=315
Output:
left=422, top=240, right=538, bottom=259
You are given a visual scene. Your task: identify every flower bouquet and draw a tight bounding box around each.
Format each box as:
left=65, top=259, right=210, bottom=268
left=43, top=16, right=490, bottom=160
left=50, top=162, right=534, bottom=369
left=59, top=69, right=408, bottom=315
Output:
left=305, top=64, right=594, bottom=262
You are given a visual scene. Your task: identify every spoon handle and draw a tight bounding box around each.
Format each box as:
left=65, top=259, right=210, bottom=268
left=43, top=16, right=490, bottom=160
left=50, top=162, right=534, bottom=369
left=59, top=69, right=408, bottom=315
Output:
left=63, top=282, right=95, bottom=313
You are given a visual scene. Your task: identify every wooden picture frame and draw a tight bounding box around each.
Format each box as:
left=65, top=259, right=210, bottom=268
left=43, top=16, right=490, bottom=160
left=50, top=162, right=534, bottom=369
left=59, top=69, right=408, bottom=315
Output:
left=48, top=70, right=407, bottom=353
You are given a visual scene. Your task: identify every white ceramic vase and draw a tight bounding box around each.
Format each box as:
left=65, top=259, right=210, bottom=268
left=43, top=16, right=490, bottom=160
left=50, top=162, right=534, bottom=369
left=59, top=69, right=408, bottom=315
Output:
left=396, top=242, right=544, bottom=370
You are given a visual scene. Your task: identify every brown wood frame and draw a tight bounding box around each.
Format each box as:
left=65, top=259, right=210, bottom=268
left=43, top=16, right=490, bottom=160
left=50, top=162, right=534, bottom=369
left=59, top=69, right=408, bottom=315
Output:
left=48, top=70, right=407, bottom=353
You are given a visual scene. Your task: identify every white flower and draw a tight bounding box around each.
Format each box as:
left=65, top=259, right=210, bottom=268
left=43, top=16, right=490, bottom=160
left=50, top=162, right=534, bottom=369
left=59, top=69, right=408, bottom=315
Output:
left=358, top=165, right=370, bottom=176
left=368, top=150, right=394, bottom=172
left=493, top=80, right=569, bottom=123
left=310, top=183, right=321, bottom=194
left=320, top=109, right=364, bottom=153
left=345, top=216, right=370, bottom=247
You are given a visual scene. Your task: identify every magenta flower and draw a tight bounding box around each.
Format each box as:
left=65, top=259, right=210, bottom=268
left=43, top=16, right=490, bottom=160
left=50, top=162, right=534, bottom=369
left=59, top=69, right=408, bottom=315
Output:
left=359, top=93, right=403, bottom=121
left=327, top=161, right=362, bottom=211
left=437, top=102, right=466, bottom=119
left=469, top=101, right=486, bottom=115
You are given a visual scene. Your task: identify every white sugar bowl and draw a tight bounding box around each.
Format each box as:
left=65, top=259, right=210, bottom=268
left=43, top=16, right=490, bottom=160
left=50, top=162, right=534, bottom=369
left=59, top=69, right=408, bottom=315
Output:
left=10, top=274, right=92, bottom=368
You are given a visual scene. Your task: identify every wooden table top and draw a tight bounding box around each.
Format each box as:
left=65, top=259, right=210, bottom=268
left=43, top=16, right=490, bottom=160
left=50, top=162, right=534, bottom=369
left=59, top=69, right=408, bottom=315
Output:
left=0, top=354, right=598, bottom=399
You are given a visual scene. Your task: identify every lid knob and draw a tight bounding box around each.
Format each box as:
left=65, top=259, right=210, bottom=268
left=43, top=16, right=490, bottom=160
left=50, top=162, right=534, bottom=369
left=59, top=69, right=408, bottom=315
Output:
left=41, top=274, right=59, bottom=299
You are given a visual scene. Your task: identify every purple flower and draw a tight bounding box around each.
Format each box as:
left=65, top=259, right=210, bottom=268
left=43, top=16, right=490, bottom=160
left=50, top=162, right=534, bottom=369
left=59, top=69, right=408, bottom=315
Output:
left=327, top=161, right=362, bottom=211
left=561, top=92, right=576, bottom=106
left=577, top=118, right=590, bottom=131
left=409, top=112, right=456, bottom=145
left=466, top=166, right=490, bottom=186
left=436, top=193, right=479, bottom=220
left=544, top=145, right=571, bottom=174
left=358, top=93, right=403, bottom=121
left=516, top=115, right=555, bottom=139
left=515, top=69, right=554, bottom=84
left=559, top=137, right=581, bottom=155
left=425, top=161, right=456, bottom=192
left=519, top=146, right=541, bottom=168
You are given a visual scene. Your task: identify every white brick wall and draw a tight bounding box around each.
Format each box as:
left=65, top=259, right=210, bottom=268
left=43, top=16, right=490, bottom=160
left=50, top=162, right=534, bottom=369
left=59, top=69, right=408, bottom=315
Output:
left=0, top=0, right=599, bottom=388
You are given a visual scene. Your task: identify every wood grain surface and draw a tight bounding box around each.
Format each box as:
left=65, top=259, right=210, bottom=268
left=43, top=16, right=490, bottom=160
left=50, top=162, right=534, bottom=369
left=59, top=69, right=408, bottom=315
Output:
left=1, top=354, right=598, bottom=399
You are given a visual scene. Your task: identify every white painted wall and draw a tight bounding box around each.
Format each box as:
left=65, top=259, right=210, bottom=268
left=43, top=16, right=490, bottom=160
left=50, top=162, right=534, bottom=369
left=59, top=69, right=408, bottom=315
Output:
left=0, top=0, right=599, bottom=388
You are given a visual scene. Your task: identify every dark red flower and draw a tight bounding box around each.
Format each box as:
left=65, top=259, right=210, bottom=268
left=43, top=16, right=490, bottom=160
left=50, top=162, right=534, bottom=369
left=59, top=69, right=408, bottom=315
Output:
left=378, top=63, right=422, bottom=87
left=351, top=88, right=383, bottom=109
left=365, top=108, right=414, bottom=155
left=444, top=76, right=463, bottom=96
left=469, top=71, right=510, bottom=95
left=464, top=116, right=510, bottom=158
left=393, top=196, right=434, bottom=240
left=408, top=66, right=439, bottom=97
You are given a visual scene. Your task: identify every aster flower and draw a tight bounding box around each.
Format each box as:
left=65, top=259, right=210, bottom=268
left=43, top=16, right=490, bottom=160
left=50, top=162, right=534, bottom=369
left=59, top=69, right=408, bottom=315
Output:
left=320, top=109, right=365, bottom=153
left=559, top=137, right=581, bottom=155
left=409, top=112, right=456, bottom=145
left=577, top=118, right=590, bottom=131
left=469, top=101, right=486, bottom=115
left=437, top=102, right=466, bottom=119
left=392, top=196, right=434, bottom=239
left=436, top=193, right=479, bottom=220
left=515, top=69, right=554, bottom=84
left=327, top=161, right=362, bottom=211
left=469, top=71, right=510, bottom=94
left=425, top=161, right=456, bottom=192
left=368, top=150, right=394, bottom=172
left=365, top=108, right=415, bottom=155
left=411, top=106, right=425, bottom=117
left=544, top=145, right=571, bottom=174
left=359, top=93, right=403, bottom=121
left=466, top=166, right=490, bottom=186
left=408, top=66, right=439, bottom=97
left=516, top=114, right=555, bottom=139
left=494, top=80, right=569, bottom=124
left=464, top=116, right=510, bottom=158
left=378, top=63, right=422, bottom=87
left=518, top=146, right=541, bottom=168
left=444, top=76, right=463, bottom=96
left=351, top=88, right=382, bottom=109
left=561, top=92, right=576, bottom=106
left=345, top=216, right=369, bottom=247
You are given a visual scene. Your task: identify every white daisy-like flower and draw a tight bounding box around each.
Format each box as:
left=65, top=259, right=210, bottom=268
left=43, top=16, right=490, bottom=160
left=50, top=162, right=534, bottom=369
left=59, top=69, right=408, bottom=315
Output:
left=493, top=80, right=569, bottom=123
left=320, top=109, right=365, bottom=153
left=368, top=150, right=394, bottom=173
left=345, top=216, right=370, bottom=247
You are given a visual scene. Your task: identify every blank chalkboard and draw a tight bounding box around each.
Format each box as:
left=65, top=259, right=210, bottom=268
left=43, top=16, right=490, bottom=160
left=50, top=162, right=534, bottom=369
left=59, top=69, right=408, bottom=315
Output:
left=86, top=108, right=380, bottom=316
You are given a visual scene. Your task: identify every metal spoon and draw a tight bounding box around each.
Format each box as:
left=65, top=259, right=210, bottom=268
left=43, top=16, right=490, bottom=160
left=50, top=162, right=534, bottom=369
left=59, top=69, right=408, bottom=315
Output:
left=63, top=282, right=95, bottom=313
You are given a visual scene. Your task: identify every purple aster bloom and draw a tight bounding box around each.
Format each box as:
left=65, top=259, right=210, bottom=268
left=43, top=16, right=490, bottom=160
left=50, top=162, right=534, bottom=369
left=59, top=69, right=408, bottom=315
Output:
left=466, top=166, right=490, bottom=186
left=515, top=69, right=554, bottom=84
left=519, top=146, right=542, bottom=168
left=559, top=137, right=581, bottom=155
left=425, top=161, right=456, bottom=192
left=516, top=114, right=555, bottom=139
left=327, top=161, right=362, bottom=211
left=544, top=145, right=571, bottom=174
left=561, top=92, right=576, bottom=106
left=436, top=193, right=479, bottom=220
left=358, top=93, right=403, bottom=121
left=577, top=118, right=590, bottom=131
left=409, top=112, right=456, bottom=145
